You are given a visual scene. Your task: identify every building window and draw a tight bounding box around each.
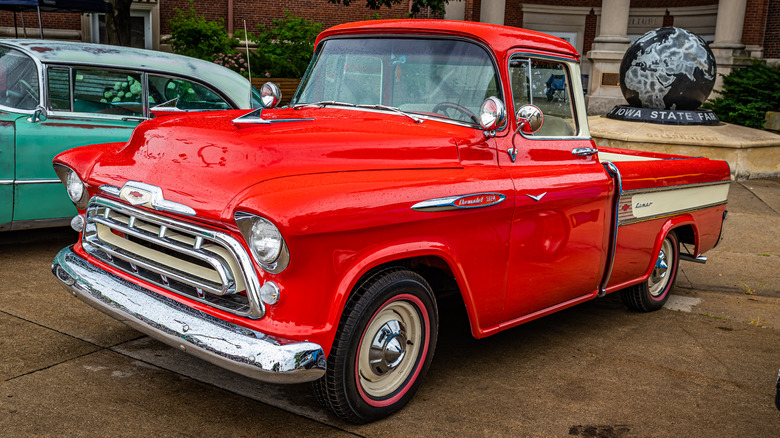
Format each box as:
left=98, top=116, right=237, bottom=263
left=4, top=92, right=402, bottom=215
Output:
left=90, top=10, right=152, bottom=49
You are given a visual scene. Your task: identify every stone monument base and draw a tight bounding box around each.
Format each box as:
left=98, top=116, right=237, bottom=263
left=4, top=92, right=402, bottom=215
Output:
left=606, top=105, right=720, bottom=125
left=588, top=116, right=780, bottom=180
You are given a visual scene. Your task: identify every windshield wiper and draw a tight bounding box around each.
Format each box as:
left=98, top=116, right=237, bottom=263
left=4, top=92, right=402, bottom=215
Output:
left=293, top=101, right=356, bottom=110
left=356, top=104, right=423, bottom=123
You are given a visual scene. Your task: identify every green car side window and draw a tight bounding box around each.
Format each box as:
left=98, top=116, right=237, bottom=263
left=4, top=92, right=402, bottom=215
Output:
left=148, top=74, right=230, bottom=111
left=48, top=67, right=71, bottom=111
left=0, top=47, right=40, bottom=111
left=73, top=68, right=143, bottom=116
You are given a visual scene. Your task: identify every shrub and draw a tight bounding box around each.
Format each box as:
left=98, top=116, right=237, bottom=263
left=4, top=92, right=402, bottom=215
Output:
left=214, top=52, right=249, bottom=78
left=251, top=11, right=322, bottom=78
left=166, top=0, right=238, bottom=61
left=703, top=61, right=780, bottom=129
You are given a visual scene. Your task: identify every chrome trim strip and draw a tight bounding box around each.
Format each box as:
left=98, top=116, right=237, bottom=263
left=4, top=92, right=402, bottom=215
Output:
left=100, top=184, right=121, bottom=196
left=13, top=178, right=62, bottom=185
left=52, top=246, right=325, bottom=384
left=618, top=201, right=728, bottom=226
left=622, top=180, right=730, bottom=195
left=232, top=109, right=313, bottom=125
left=600, top=161, right=622, bottom=297
left=0, top=180, right=13, bottom=185
left=412, top=193, right=506, bottom=212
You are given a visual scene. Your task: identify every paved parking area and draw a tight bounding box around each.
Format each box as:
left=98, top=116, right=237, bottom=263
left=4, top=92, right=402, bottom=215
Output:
left=1, top=179, right=779, bottom=437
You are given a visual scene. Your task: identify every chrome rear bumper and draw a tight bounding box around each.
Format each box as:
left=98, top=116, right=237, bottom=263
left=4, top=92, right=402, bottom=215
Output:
left=52, top=246, right=325, bottom=384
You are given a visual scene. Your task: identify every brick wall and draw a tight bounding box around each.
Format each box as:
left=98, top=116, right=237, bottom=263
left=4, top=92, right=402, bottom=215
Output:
left=160, top=0, right=417, bottom=35
left=0, top=10, right=82, bottom=33
left=765, top=0, right=780, bottom=58
left=583, top=8, right=597, bottom=53
left=742, top=0, right=769, bottom=46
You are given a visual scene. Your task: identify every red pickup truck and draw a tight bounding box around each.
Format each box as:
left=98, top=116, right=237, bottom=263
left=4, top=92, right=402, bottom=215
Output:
left=51, top=20, right=730, bottom=423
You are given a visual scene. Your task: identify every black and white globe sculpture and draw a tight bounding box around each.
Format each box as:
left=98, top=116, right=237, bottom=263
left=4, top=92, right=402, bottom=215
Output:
left=608, top=27, right=720, bottom=125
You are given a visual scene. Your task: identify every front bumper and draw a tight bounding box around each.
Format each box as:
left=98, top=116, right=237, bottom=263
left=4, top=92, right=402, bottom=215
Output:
left=52, top=246, right=325, bottom=384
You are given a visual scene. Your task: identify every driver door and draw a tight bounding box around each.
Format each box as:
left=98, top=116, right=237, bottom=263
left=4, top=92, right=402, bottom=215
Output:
left=499, top=55, right=613, bottom=323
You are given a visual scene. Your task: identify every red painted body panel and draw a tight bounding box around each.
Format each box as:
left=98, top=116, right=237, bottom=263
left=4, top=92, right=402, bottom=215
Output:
left=53, top=21, right=731, bottom=361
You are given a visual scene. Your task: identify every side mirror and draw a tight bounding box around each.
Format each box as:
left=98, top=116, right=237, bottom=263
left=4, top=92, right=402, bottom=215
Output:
left=260, top=82, right=282, bottom=109
left=27, top=105, right=47, bottom=123
left=479, top=96, right=506, bottom=131
left=516, top=104, right=543, bottom=134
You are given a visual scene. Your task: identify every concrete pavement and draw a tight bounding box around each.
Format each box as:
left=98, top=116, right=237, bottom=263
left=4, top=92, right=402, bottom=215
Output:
left=1, top=179, right=778, bottom=437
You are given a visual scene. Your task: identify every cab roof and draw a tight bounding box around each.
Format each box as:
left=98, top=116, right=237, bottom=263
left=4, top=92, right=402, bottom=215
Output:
left=317, top=20, right=580, bottom=61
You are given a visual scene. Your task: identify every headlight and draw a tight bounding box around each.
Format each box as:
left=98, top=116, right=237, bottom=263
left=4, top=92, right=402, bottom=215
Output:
left=66, top=171, right=84, bottom=204
left=235, top=212, right=290, bottom=273
left=250, top=217, right=283, bottom=264
left=53, top=164, right=88, bottom=209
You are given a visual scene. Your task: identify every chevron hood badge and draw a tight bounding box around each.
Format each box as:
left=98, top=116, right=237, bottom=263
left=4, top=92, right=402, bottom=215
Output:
left=526, top=192, right=547, bottom=201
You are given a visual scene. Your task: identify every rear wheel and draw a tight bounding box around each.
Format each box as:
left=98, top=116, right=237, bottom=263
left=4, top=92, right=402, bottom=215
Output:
left=313, top=268, right=438, bottom=423
left=621, top=230, right=679, bottom=312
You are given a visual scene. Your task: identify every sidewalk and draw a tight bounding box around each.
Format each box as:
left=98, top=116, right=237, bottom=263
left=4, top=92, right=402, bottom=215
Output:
left=1, top=179, right=778, bottom=437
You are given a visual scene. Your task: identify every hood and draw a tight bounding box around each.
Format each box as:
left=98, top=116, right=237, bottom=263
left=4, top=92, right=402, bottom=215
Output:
left=88, top=107, right=475, bottom=221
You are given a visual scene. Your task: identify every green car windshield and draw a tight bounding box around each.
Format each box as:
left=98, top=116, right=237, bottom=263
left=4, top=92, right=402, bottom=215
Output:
left=0, top=47, right=39, bottom=111
left=292, top=38, right=500, bottom=125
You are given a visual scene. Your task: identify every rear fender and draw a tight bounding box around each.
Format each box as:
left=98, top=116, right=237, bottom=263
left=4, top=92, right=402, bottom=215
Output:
left=638, top=214, right=697, bottom=282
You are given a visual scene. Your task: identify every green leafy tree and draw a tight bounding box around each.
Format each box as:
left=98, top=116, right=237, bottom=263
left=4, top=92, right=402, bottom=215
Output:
left=166, top=0, right=238, bottom=61
left=703, top=61, right=780, bottom=129
left=105, top=0, right=133, bottom=46
left=251, top=11, right=323, bottom=78
left=328, top=0, right=448, bottom=16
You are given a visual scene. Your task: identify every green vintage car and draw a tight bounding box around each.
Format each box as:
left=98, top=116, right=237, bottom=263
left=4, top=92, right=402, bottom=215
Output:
left=0, top=39, right=261, bottom=231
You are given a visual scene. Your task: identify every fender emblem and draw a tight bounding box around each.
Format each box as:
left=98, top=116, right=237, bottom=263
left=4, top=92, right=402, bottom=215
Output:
left=412, top=193, right=506, bottom=212
left=621, top=203, right=631, bottom=211
left=526, top=192, right=547, bottom=202
left=635, top=202, right=653, bottom=208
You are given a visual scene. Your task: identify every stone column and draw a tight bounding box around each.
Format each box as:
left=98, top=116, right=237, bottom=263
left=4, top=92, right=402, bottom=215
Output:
left=709, top=0, right=750, bottom=91
left=445, top=0, right=466, bottom=21
left=480, top=0, right=506, bottom=25
left=585, top=0, right=631, bottom=114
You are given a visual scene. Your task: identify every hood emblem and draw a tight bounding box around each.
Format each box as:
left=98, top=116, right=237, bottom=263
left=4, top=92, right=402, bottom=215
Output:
left=118, top=181, right=196, bottom=216
left=526, top=192, right=547, bottom=202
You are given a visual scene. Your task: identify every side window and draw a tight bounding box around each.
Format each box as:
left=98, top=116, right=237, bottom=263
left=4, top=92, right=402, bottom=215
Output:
left=509, top=57, right=577, bottom=137
left=47, top=67, right=71, bottom=111
left=73, top=68, right=143, bottom=116
left=147, top=75, right=230, bottom=110
left=0, top=46, right=40, bottom=110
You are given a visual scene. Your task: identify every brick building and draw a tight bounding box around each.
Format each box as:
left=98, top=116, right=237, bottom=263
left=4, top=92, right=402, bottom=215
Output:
left=1, top=0, right=778, bottom=112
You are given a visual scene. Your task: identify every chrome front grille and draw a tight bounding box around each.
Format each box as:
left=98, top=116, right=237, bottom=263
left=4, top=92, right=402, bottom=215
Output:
left=82, top=196, right=264, bottom=319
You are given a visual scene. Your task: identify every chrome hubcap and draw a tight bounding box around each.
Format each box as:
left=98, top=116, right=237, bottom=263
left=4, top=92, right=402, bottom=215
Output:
left=358, top=300, right=422, bottom=398
left=368, top=320, right=407, bottom=375
left=648, top=239, right=673, bottom=297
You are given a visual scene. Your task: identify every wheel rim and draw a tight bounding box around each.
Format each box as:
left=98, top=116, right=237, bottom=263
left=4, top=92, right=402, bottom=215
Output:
left=357, top=300, right=422, bottom=399
left=648, top=237, right=674, bottom=297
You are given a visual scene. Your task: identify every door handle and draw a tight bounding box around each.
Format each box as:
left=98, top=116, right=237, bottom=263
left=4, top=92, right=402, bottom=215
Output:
left=572, top=147, right=599, bottom=156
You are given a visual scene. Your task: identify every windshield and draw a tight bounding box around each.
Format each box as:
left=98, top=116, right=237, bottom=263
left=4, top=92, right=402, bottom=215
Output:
left=0, top=46, right=40, bottom=111
left=292, top=38, right=501, bottom=125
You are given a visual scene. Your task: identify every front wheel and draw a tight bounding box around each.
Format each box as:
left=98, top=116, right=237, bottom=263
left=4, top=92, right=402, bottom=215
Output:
left=621, top=230, right=679, bottom=312
left=313, top=268, right=438, bottom=423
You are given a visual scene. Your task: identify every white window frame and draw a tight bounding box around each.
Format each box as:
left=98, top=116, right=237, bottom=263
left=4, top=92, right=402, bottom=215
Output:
left=90, top=9, right=152, bottom=49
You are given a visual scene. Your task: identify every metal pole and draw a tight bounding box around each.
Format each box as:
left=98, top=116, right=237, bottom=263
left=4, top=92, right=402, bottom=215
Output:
left=13, top=12, right=18, bottom=38
left=20, top=12, right=27, bottom=38
left=37, top=6, right=44, bottom=39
